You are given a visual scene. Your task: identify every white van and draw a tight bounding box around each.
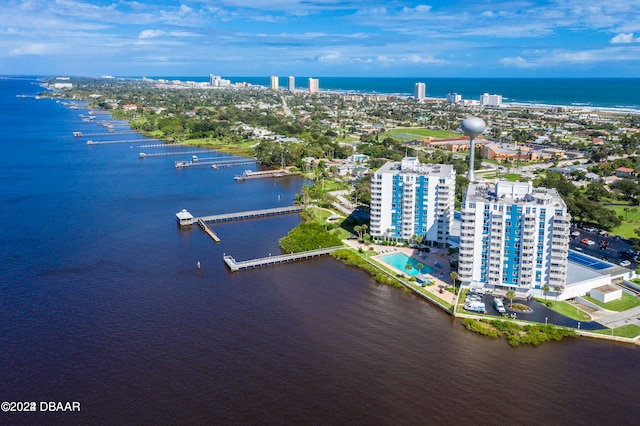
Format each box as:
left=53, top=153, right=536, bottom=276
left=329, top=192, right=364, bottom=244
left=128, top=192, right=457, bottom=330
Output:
left=493, top=298, right=506, bottom=313
left=464, top=301, right=486, bottom=313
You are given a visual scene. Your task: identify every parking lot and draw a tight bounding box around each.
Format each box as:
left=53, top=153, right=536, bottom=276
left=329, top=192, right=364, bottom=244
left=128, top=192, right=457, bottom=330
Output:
left=568, top=226, right=638, bottom=270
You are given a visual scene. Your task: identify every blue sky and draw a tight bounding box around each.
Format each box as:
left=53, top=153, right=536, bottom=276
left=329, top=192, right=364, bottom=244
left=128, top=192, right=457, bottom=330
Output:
left=2, top=0, right=640, bottom=77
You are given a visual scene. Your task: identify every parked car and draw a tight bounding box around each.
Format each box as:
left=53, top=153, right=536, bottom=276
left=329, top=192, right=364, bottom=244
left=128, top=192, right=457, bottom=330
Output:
left=620, top=260, right=631, bottom=267
left=571, top=231, right=580, bottom=236
left=586, top=240, right=596, bottom=246
left=493, top=298, right=506, bottom=313
left=581, top=238, right=589, bottom=244
left=599, top=230, right=609, bottom=237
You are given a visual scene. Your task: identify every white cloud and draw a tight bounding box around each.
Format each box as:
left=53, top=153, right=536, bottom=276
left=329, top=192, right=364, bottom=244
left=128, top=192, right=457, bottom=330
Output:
left=499, top=56, right=536, bottom=68
left=10, top=43, right=50, bottom=56
left=139, top=29, right=165, bottom=39
left=610, top=33, right=636, bottom=43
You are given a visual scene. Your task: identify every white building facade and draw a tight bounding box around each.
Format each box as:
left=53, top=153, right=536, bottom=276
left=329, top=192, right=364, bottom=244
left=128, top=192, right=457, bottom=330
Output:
left=446, top=92, right=462, bottom=103
left=370, top=158, right=455, bottom=246
left=458, top=181, right=570, bottom=294
left=288, top=76, right=295, bottom=91
left=480, top=93, right=502, bottom=107
left=414, top=82, right=426, bottom=100
left=270, top=76, right=279, bottom=91
left=308, top=78, right=319, bottom=93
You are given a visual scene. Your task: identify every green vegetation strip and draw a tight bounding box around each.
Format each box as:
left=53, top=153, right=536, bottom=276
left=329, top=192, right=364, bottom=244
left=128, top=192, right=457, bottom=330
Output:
left=462, top=318, right=577, bottom=347
left=582, top=293, right=640, bottom=312
left=534, top=299, right=592, bottom=321
left=279, top=221, right=343, bottom=253
left=591, top=324, right=640, bottom=339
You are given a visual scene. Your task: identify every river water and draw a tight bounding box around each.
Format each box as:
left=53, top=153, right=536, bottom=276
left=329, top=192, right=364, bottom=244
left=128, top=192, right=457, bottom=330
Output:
left=0, top=78, right=638, bottom=424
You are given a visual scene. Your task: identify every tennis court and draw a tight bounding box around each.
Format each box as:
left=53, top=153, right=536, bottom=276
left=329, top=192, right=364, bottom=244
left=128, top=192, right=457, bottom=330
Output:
left=567, top=250, right=613, bottom=270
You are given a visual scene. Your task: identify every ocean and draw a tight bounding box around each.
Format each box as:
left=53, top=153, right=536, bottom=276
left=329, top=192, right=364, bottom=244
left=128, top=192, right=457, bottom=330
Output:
left=150, top=76, right=640, bottom=112
left=1, top=77, right=639, bottom=424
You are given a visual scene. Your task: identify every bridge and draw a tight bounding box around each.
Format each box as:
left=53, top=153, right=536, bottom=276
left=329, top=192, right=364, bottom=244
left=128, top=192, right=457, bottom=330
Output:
left=223, top=246, right=345, bottom=271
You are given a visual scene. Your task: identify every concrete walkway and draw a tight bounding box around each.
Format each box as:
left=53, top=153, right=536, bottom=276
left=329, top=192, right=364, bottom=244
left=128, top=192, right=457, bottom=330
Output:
left=597, top=305, right=640, bottom=328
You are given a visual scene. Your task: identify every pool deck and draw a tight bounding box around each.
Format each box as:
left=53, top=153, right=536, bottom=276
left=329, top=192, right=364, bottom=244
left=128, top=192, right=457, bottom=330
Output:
left=343, top=240, right=456, bottom=305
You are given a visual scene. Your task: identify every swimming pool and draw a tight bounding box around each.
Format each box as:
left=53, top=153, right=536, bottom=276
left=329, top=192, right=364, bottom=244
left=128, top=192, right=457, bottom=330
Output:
left=378, top=252, right=437, bottom=277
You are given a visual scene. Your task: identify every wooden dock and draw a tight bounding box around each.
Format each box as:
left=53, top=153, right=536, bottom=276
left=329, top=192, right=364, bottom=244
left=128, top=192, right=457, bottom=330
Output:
left=234, top=169, right=292, bottom=181
left=193, top=205, right=304, bottom=224
left=175, top=158, right=256, bottom=169
left=197, top=219, right=220, bottom=242
left=223, top=246, right=344, bottom=271
left=87, top=139, right=151, bottom=145
left=73, top=131, right=138, bottom=137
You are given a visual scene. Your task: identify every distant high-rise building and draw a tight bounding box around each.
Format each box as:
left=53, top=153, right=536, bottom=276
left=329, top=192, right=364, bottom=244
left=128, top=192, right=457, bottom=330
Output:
left=209, top=74, right=230, bottom=87
left=414, top=82, right=426, bottom=100
left=288, top=76, right=295, bottom=91
left=446, top=92, right=462, bottom=103
left=458, top=181, right=570, bottom=292
left=308, top=78, right=319, bottom=94
left=480, top=93, right=502, bottom=107
left=270, top=76, right=279, bottom=91
left=370, top=157, right=455, bottom=246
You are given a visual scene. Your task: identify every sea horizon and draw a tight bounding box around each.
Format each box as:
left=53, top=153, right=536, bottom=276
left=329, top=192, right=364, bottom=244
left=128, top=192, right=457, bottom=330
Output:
left=10, top=74, right=640, bottom=113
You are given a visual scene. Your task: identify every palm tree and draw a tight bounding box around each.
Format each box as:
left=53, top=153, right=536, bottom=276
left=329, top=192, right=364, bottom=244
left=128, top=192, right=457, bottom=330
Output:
left=553, top=285, right=563, bottom=301
left=450, top=271, right=459, bottom=293
left=506, top=289, right=516, bottom=309
left=416, top=263, right=424, bottom=274
left=542, top=284, right=550, bottom=302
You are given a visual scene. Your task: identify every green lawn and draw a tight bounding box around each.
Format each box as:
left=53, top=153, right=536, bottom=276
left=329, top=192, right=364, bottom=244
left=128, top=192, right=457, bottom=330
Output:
left=534, top=299, right=592, bottom=321
left=604, top=203, right=640, bottom=238
left=583, top=292, right=640, bottom=312
left=386, top=128, right=460, bottom=141
left=592, top=324, right=640, bottom=338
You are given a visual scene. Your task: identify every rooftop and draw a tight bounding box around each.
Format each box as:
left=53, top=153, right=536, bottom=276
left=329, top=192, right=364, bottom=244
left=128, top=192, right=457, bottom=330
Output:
left=465, top=181, right=567, bottom=209
left=376, top=157, right=454, bottom=178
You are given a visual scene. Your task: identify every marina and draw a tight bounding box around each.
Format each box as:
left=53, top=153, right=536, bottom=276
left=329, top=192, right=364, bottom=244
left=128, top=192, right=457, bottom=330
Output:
left=223, top=246, right=344, bottom=271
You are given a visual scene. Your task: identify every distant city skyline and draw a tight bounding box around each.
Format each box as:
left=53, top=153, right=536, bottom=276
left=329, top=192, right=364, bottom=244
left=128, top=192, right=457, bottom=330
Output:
left=2, top=1, right=640, bottom=78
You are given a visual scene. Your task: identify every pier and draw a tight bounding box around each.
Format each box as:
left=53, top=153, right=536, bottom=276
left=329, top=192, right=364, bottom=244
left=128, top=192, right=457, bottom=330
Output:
left=193, top=205, right=304, bottom=224
left=223, top=246, right=344, bottom=271
left=140, top=150, right=204, bottom=158
left=197, top=219, right=220, bottom=242
left=234, top=169, right=292, bottom=181
left=73, top=131, right=138, bottom=137
left=175, top=158, right=256, bottom=169
left=87, top=139, right=152, bottom=145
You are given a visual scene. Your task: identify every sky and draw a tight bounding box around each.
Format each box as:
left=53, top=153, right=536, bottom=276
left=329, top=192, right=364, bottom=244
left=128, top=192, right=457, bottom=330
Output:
left=2, top=0, right=640, bottom=78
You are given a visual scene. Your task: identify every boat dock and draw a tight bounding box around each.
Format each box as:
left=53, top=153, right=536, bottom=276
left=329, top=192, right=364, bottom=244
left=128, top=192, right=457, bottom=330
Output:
left=140, top=150, right=204, bottom=158
left=73, top=131, right=138, bottom=137
left=234, top=169, right=292, bottom=181
left=87, top=139, right=151, bottom=145
left=223, top=246, right=344, bottom=271
left=193, top=205, right=304, bottom=224
left=197, top=219, right=220, bottom=242
left=175, top=158, right=256, bottom=169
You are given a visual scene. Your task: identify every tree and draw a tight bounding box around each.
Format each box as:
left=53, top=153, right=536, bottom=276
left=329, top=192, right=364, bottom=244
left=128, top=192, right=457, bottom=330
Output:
left=450, top=271, right=459, bottom=293
left=553, top=285, right=564, bottom=301
left=354, top=225, right=363, bottom=240
left=506, top=289, right=516, bottom=309
left=542, top=284, right=550, bottom=302
left=416, top=263, right=424, bottom=274
left=584, top=182, right=609, bottom=202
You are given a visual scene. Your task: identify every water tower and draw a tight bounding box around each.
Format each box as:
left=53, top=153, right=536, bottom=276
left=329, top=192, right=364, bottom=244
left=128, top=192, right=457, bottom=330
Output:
left=461, top=117, right=486, bottom=181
